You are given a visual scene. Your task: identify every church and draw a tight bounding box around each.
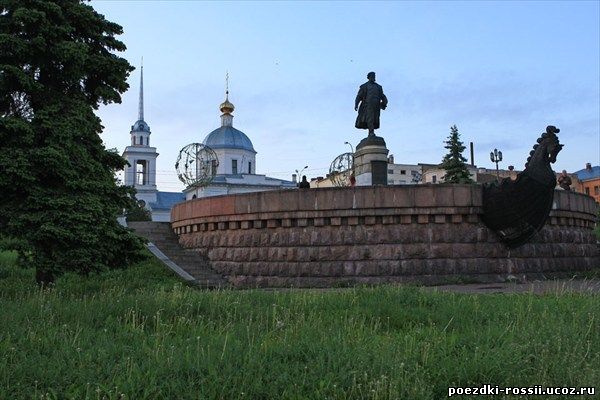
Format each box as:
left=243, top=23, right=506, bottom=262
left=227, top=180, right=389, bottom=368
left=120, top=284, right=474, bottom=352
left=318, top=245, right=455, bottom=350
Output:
left=183, top=89, right=296, bottom=200
left=121, top=68, right=295, bottom=221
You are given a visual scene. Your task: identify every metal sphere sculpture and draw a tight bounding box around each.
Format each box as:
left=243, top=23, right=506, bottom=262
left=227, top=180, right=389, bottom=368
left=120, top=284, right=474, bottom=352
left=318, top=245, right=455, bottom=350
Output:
left=329, top=152, right=354, bottom=187
left=175, top=143, right=219, bottom=188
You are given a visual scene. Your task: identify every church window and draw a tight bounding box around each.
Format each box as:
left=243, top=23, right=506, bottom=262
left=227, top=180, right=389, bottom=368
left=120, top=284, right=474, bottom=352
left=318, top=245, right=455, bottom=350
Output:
left=211, top=160, right=217, bottom=176
left=432, top=175, right=437, bottom=183
left=232, top=159, right=238, bottom=174
left=146, top=137, right=149, bottom=146
left=136, top=160, right=147, bottom=185
left=248, top=162, right=252, bottom=174
left=139, top=136, right=143, bottom=145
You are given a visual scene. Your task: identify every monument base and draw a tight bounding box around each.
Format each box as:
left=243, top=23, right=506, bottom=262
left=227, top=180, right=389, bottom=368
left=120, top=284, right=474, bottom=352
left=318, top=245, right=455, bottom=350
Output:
left=356, top=135, right=386, bottom=149
left=353, top=135, right=389, bottom=186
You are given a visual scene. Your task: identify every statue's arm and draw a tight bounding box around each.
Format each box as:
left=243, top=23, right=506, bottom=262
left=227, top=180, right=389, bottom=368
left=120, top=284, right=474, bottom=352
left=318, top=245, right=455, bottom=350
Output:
left=380, top=87, right=388, bottom=110
left=355, top=86, right=364, bottom=111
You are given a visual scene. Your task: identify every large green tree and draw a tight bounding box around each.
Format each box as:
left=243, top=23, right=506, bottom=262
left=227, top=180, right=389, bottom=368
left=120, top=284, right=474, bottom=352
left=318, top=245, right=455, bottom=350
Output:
left=441, top=125, right=474, bottom=184
left=0, top=0, right=146, bottom=284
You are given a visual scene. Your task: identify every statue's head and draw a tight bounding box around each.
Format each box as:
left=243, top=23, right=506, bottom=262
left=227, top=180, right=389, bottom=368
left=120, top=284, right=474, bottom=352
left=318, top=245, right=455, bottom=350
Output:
left=367, top=71, right=376, bottom=82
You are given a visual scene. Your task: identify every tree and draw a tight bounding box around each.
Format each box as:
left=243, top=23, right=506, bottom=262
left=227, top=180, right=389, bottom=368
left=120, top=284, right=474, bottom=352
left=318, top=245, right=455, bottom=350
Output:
left=0, top=0, right=146, bottom=284
left=125, top=200, right=152, bottom=223
left=440, top=125, right=474, bottom=184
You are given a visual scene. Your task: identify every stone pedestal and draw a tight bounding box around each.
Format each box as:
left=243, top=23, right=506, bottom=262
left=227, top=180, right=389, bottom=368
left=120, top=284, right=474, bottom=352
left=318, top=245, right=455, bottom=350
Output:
left=353, top=135, right=389, bottom=186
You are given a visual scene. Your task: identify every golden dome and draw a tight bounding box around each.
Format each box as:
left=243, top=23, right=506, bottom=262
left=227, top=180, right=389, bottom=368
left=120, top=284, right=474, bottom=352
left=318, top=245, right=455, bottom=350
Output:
left=220, top=91, right=234, bottom=114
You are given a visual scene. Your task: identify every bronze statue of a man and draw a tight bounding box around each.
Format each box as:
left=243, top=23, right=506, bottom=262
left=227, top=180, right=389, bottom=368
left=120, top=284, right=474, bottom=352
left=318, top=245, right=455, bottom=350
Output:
left=355, top=72, right=388, bottom=137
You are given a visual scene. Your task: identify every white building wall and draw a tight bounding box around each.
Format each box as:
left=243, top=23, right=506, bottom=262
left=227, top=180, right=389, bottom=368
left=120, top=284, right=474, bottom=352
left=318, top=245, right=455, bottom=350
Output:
left=213, top=148, right=256, bottom=175
left=387, top=163, right=422, bottom=185
left=422, top=166, right=478, bottom=183
left=122, top=146, right=159, bottom=189
left=183, top=175, right=295, bottom=200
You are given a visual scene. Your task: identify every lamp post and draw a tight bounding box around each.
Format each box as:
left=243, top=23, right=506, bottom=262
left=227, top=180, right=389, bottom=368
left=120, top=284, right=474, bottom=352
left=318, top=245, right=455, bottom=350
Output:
left=490, top=148, right=503, bottom=181
left=295, top=165, right=308, bottom=180
left=343, top=142, right=356, bottom=186
left=344, top=141, right=354, bottom=154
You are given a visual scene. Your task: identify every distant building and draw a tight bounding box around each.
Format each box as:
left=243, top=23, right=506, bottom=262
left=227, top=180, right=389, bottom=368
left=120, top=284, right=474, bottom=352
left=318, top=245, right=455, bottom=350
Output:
left=309, top=176, right=332, bottom=188
left=574, top=163, right=600, bottom=202
left=122, top=66, right=184, bottom=222
left=386, top=155, right=422, bottom=185
left=421, top=163, right=520, bottom=184
left=472, top=166, right=519, bottom=183
left=309, top=156, right=422, bottom=188
left=183, top=91, right=295, bottom=200
left=420, top=163, right=477, bottom=183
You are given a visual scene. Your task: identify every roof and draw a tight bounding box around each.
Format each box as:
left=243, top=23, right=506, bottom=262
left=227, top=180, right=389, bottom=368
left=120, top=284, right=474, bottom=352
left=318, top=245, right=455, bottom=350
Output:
left=149, top=191, right=185, bottom=211
left=574, top=166, right=600, bottom=181
left=203, top=126, right=256, bottom=153
left=210, top=174, right=295, bottom=186
left=131, top=119, right=151, bottom=133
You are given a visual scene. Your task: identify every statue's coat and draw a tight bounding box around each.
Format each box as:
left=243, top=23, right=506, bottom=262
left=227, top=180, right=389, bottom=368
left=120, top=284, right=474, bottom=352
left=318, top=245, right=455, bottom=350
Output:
left=355, top=81, right=387, bottom=131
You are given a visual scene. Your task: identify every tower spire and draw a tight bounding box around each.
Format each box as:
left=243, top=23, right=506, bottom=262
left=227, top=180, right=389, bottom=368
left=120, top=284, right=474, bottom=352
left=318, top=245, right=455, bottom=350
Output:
left=219, top=71, right=235, bottom=127
left=138, top=58, right=144, bottom=122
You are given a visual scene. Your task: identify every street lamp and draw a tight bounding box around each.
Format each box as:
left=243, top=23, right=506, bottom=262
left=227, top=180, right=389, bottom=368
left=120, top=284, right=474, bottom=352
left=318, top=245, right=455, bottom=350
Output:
left=295, top=165, right=308, bottom=179
left=344, top=141, right=354, bottom=154
left=490, top=148, right=503, bottom=181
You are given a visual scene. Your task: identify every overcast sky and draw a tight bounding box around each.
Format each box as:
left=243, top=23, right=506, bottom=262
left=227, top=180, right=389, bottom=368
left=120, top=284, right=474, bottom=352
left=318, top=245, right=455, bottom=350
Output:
left=91, top=1, right=600, bottom=192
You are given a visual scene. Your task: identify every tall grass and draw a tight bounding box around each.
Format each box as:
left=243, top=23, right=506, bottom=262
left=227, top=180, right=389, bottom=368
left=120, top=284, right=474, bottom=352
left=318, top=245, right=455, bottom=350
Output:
left=1, top=252, right=599, bottom=399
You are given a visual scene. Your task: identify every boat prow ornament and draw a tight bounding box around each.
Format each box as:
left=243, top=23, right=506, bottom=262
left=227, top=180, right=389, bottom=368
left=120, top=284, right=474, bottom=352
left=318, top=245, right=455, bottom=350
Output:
left=481, top=126, right=563, bottom=248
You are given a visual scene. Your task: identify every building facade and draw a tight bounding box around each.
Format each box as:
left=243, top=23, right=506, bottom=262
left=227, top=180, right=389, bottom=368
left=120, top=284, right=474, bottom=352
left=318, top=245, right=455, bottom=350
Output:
left=575, top=163, right=600, bottom=202
left=421, top=163, right=522, bottom=184
left=309, top=156, right=422, bottom=188
left=387, top=155, right=422, bottom=185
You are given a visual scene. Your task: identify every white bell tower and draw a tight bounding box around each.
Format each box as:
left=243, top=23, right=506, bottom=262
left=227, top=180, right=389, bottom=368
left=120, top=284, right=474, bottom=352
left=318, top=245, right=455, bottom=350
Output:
left=122, top=63, right=159, bottom=205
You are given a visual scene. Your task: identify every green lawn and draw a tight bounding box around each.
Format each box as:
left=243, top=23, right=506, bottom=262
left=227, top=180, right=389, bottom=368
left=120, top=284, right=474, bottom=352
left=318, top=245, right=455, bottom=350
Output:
left=1, top=251, right=598, bottom=399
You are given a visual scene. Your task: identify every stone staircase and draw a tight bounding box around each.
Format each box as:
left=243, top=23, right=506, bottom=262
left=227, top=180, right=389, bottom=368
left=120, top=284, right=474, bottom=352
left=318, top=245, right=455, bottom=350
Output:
left=128, top=221, right=229, bottom=289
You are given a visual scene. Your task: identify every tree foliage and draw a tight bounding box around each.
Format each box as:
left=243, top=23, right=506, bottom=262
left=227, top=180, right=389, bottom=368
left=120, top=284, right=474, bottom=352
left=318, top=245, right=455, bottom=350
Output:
left=441, top=125, right=474, bottom=184
left=125, top=200, right=152, bottom=223
left=0, top=0, right=146, bottom=284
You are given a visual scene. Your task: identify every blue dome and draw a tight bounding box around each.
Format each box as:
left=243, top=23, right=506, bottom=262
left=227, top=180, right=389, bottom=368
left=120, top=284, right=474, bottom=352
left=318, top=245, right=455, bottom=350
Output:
left=203, top=126, right=256, bottom=153
left=131, top=119, right=150, bottom=133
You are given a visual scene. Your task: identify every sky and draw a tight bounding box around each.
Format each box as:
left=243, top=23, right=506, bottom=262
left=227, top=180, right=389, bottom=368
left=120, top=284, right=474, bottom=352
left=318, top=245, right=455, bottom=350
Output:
left=91, top=0, right=600, bottom=193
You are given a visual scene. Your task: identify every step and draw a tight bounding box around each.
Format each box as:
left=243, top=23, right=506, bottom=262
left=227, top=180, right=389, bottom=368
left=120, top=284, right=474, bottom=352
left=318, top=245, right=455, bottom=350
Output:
left=130, top=223, right=230, bottom=289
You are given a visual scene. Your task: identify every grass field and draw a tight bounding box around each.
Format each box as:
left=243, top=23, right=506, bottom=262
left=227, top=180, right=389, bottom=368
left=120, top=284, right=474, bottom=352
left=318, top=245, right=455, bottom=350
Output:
left=1, top=251, right=599, bottom=399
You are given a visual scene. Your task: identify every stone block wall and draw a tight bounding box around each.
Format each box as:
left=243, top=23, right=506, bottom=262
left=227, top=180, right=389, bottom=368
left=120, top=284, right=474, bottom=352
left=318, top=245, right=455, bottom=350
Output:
left=171, top=185, right=599, bottom=288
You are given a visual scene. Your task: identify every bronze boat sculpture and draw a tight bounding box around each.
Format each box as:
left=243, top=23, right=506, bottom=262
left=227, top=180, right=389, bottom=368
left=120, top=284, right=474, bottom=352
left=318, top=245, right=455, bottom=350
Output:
left=481, top=126, right=563, bottom=248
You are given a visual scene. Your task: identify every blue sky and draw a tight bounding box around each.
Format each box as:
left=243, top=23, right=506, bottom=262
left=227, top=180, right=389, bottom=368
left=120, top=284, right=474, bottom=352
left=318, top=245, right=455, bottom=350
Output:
left=92, top=1, right=600, bottom=192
